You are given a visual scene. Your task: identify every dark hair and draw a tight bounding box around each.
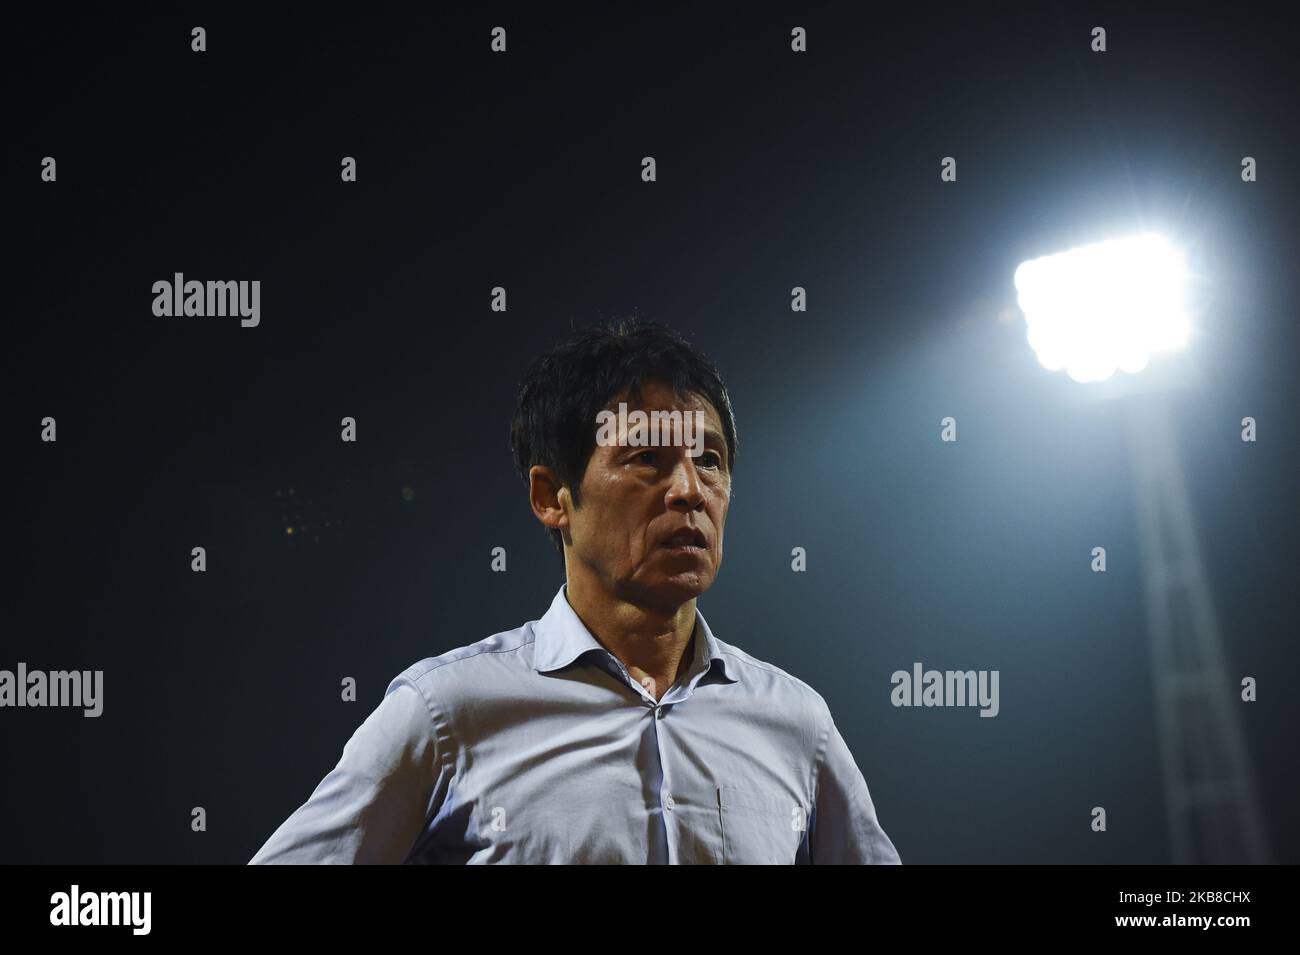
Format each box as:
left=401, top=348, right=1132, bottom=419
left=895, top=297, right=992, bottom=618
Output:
left=510, top=315, right=738, bottom=554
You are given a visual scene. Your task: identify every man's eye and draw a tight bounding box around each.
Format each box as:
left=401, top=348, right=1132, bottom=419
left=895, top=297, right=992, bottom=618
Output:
left=634, top=449, right=721, bottom=468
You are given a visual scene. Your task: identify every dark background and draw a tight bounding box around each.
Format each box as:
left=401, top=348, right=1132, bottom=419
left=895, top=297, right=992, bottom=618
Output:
left=4, top=2, right=1296, bottom=864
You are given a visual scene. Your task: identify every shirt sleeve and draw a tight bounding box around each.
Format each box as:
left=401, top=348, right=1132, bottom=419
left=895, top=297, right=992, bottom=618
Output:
left=249, top=677, right=447, bottom=864
left=806, top=700, right=901, bottom=864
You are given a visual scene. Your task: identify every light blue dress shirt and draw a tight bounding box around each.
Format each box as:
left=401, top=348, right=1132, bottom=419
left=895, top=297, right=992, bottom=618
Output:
left=250, top=583, right=900, bottom=864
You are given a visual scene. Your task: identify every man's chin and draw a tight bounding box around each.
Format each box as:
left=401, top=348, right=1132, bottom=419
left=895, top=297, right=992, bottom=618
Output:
left=622, top=573, right=714, bottom=613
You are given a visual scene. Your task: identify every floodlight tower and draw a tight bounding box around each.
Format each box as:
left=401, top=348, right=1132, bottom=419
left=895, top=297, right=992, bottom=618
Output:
left=1014, top=234, right=1268, bottom=864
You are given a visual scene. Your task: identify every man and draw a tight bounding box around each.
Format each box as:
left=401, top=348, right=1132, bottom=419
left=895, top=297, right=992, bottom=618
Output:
left=250, top=317, right=900, bottom=864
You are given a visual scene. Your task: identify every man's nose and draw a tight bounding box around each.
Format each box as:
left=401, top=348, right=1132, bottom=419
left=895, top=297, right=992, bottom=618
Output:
left=666, top=452, right=706, bottom=511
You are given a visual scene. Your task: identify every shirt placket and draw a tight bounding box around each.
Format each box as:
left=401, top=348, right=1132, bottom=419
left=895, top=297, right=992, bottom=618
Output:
left=603, top=648, right=712, bottom=864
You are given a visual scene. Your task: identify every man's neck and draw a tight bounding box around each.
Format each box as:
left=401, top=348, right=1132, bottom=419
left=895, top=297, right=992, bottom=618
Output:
left=563, top=573, right=697, bottom=702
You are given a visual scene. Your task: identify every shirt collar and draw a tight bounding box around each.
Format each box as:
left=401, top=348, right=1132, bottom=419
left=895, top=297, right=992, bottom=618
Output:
left=533, top=583, right=739, bottom=684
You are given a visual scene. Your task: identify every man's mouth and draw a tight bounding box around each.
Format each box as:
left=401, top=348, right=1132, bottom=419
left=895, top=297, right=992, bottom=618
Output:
left=659, top=528, right=707, bottom=551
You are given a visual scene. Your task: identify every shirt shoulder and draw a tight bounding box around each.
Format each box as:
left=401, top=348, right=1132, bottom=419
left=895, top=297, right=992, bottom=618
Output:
left=383, top=619, right=540, bottom=713
left=709, top=637, right=834, bottom=727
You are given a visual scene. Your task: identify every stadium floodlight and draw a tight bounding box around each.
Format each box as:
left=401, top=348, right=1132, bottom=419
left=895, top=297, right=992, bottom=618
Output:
left=1014, top=233, right=1190, bottom=383
left=1010, top=230, right=1268, bottom=861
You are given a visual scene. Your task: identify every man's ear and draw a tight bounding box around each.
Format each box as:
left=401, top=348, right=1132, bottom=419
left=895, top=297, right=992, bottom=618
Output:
left=528, top=465, right=570, bottom=534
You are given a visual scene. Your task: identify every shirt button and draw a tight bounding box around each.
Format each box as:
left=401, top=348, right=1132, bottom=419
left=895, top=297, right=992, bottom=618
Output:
left=665, top=796, right=676, bottom=811
left=655, top=706, right=664, bottom=719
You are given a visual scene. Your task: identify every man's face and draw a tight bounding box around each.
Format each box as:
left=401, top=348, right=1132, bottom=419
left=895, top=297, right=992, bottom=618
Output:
left=564, top=381, right=731, bottom=612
